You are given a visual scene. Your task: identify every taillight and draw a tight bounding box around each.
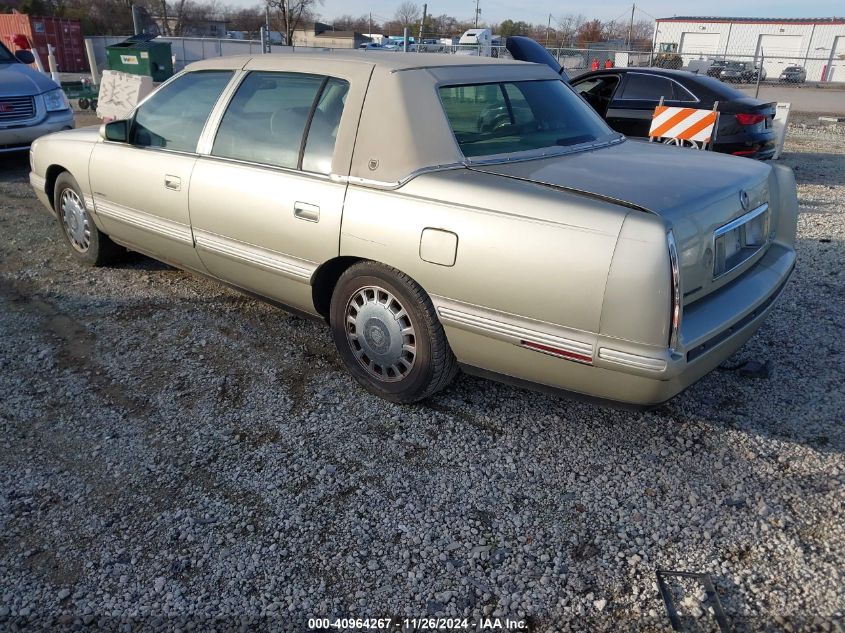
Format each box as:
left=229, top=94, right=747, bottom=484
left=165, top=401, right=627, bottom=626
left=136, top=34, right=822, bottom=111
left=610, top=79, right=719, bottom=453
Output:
left=736, top=113, right=766, bottom=125
left=667, top=230, right=681, bottom=350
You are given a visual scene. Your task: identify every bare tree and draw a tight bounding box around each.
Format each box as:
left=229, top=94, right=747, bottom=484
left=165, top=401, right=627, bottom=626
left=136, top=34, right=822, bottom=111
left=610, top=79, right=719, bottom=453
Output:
left=265, top=0, right=322, bottom=44
left=393, top=1, right=419, bottom=27
left=554, top=13, right=586, bottom=47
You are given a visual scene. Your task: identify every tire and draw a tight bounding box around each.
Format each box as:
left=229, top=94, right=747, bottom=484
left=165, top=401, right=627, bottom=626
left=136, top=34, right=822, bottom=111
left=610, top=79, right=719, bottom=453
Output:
left=77, top=98, right=89, bottom=110
left=53, top=172, right=122, bottom=266
left=329, top=261, right=458, bottom=403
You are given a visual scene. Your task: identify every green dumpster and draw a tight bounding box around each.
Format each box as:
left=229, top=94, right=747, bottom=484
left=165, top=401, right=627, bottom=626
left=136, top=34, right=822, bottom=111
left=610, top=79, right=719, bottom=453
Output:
left=106, top=34, right=173, bottom=82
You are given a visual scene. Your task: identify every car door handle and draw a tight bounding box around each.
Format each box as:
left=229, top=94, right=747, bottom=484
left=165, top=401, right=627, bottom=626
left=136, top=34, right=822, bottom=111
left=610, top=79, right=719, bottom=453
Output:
left=164, top=175, right=181, bottom=191
left=294, top=202, right=320, bottom=223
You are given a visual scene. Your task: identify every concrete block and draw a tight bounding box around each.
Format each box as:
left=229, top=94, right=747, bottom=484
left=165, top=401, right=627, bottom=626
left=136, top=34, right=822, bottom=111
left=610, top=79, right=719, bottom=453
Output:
left=96, top=70, right=154, bottom=121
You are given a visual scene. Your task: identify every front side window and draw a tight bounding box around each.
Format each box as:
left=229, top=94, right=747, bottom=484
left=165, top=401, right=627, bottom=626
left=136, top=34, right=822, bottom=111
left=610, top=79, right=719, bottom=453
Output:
left=212, top=72, right=348, bottom=173
left=439, top=80, right=614, bottom=158
left=131, top=71, right=233, bottom=152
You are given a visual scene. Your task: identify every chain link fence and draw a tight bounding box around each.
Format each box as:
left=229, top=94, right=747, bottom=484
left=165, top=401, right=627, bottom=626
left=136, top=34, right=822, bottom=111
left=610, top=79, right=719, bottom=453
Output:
left=83, top=34, right=845, bottom=87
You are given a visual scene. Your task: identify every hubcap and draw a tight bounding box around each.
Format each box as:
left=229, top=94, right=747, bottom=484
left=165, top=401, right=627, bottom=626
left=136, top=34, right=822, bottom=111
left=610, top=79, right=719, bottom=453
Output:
left=345, top=286, right=416, bottom=382
left=60, top=189, right=90, bottom=253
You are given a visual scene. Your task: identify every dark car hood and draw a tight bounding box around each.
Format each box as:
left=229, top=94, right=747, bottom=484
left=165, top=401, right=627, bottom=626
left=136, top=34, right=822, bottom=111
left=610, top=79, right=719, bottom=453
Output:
left=0, top=62, right=59, bottom=96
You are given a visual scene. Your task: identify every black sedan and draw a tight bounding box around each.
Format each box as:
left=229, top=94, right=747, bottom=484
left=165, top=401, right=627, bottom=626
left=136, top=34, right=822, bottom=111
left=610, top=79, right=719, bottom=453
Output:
left=570, top=68, right=777, bottom=160
left=504, top=37, right=777, bottom=160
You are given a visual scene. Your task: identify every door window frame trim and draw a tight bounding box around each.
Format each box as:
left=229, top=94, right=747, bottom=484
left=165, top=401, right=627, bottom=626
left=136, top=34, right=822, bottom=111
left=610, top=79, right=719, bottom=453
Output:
left=614, top=72, right=701, bottom=104
left=198, top=69, right=348, bottom=176
left=120, top=68, right=238, bottom=157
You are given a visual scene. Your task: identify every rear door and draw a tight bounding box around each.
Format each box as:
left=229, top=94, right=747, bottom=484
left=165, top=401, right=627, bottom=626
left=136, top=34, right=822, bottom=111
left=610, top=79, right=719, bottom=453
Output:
left=188, top=58, right=372, bottom=315
left=607, top=72, right=697, bottom=137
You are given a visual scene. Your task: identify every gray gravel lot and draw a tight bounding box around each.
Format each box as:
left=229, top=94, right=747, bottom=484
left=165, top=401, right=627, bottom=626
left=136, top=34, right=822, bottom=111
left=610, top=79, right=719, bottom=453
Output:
left=0, top=115, right=843, bottom=632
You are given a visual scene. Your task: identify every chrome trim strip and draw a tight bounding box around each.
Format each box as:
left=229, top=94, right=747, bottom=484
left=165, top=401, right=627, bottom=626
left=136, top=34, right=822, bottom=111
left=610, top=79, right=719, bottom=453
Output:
left=432, top=295, right=595, bottom=358
left=712, top=203, right=770, bottom=281
left=94, top=200, right=193, bottom=245
left=343, top=163, right=465, bottom=190
left=197, top=154, right=334, bottom=182
left=193, top=228, right=316, bottom=282
left=29, top=172, right=46, bottom=192
left=612, top=72, right=701, bottom=104
left=667, top=229, right=681, bottom=350
left=714, top=203, right=769, bottom=238
left=83, top=194, right=95, bottom=211
left=598, top=348, right=668, bottom=371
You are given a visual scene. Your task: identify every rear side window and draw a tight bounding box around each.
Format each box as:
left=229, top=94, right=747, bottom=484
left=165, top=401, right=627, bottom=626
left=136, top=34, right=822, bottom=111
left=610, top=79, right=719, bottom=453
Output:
left=620, top=74, right=674, bottom=100
left=212, top=71, right=348, bottom=174
left=131, top=71, right=233, bottom=152
left=671, top=81, right=697, bottom=102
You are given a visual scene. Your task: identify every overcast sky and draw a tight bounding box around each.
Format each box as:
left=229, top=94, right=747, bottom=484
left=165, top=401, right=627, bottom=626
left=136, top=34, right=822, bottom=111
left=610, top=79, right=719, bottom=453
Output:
left=302, top=0, right=843, bottom=25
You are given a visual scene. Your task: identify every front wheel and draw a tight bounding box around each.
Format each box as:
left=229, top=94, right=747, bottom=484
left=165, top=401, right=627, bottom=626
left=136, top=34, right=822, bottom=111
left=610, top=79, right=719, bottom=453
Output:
left=329, top=262, right=458, bottom=403
left=54, top=172, right=122, bottom=266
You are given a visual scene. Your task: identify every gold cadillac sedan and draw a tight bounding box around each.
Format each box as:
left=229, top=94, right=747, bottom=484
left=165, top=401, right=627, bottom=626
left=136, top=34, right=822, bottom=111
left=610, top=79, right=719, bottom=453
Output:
left=28, top=52, right=797, bottom=406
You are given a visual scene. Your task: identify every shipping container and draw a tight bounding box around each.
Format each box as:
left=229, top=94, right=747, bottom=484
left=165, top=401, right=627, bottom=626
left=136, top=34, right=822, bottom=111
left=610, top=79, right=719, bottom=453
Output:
left=0, top=13, right=87, bottom=73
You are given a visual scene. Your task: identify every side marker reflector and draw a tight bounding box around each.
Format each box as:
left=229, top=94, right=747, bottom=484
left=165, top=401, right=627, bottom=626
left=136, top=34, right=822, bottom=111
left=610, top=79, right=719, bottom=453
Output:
left=520, top=340, right=593, bottom=364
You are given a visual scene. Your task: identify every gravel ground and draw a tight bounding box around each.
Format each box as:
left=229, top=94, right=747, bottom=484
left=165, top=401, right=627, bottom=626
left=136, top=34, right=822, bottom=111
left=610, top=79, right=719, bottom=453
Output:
left=0, top=116, right=843, bottom=632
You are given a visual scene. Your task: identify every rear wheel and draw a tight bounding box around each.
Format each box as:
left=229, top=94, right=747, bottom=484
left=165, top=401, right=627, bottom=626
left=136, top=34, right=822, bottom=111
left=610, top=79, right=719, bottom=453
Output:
left=54, top=172, right=122, bottom=266
left=329, top=262, right=458, bottom=403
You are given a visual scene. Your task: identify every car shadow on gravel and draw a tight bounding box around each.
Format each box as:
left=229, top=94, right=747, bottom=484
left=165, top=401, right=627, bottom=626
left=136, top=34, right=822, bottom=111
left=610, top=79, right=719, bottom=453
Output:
left=0, top=152, right=30, bottom=180
left=780, top=151, right=845, bottom=187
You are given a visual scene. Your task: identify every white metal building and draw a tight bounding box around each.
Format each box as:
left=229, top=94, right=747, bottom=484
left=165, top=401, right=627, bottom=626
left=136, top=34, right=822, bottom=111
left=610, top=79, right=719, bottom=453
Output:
left=653, top=16, right=845, bottom=81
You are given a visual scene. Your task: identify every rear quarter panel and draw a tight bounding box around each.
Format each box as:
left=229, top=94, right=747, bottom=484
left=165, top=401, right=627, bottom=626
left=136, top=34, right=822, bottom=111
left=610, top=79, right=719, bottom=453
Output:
left=340, top=168, right=628, bottom=341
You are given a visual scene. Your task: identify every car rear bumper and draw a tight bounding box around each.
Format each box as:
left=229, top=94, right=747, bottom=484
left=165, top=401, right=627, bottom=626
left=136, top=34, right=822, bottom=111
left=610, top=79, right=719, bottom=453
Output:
left=444, top=241, right=794, bottom=407
left=0, top=110, right=74, bottom=153
left=714, top=131, right=777, bottom=160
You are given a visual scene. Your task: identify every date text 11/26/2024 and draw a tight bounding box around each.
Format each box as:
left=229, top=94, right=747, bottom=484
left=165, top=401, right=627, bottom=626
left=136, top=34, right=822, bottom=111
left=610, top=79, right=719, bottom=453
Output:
left=308, top=617, right=530, bottom=631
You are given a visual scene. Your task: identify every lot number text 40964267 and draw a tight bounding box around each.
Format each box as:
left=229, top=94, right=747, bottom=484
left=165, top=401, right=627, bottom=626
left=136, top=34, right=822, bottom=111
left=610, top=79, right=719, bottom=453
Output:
left=307, top=617, right=530, bottom=630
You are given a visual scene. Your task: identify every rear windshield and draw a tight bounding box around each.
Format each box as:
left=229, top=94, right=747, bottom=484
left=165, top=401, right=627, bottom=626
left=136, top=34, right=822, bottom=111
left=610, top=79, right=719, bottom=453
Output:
left=439, top=80, right=616, bottom=158
left=689, top=74, right=749, bottom=99
left=0, top=42, right=15, bottom=63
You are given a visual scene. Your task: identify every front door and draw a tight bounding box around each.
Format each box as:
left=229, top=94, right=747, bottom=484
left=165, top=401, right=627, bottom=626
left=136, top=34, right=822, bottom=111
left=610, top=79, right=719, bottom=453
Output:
left=189, top=71, right=352, bottom=314
left=89, top=70, right=234, bottom=268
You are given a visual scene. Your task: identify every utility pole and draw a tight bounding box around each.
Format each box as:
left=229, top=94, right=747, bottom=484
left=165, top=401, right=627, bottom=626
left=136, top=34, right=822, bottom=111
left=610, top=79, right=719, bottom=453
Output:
left=419, top=3, right=427, bottom=43
left=546, top=13, right=551, bottom=47
left=284, top=0, right=290, bottom=46
left=369, top=12, right=372, bottom=37
left=474, top=0, right=480, bottom=28
left=264, top=2, right=271, bottom=52
left=627, top=3, right=635, bottom=49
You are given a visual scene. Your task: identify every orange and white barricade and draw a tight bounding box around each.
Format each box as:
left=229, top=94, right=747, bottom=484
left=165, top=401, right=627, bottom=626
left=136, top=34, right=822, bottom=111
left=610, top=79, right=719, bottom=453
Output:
left=649, top=99, right=720, bottom=150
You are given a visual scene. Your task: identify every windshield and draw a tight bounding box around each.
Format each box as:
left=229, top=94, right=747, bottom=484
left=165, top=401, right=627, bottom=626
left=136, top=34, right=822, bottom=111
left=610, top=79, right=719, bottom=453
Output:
left=725, top=62, right=745, bottom=70
left=0, top=42, right=16, bottom=63
left=439, top=80, right=616, bottom=159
